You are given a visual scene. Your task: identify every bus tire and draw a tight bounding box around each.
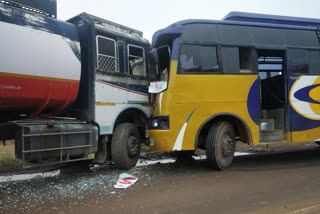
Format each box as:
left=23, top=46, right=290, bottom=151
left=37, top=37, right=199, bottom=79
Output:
left=111, top=123, right=141, bottom=169
left=206, top=121, right=236, bottom=170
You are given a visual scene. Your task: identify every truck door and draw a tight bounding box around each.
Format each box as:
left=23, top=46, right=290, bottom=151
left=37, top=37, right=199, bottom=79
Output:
left=127, top=44, right=149, bottom=105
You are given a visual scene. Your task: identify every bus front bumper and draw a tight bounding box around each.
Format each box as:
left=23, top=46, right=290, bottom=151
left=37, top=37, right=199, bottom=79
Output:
left=147, top=116, right=174, bottom=151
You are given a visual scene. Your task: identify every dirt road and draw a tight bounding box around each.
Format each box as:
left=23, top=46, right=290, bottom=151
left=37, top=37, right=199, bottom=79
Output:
left=2, top=145, right=320, bottom=214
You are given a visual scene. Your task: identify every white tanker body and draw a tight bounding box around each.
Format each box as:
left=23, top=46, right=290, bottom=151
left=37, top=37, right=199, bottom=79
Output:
left=0, top=1, right=81, bottom=121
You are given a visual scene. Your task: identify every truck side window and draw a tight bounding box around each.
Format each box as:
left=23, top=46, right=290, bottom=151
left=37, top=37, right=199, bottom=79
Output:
left=128, top=45, right=146, bottom=77
left=117, top=41, right=125, bottom=73
left=96, top=36, right=117, bottom=73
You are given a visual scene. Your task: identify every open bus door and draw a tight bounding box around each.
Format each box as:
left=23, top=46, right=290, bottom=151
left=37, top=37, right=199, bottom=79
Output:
left=257, top=49, right=288, bottom=143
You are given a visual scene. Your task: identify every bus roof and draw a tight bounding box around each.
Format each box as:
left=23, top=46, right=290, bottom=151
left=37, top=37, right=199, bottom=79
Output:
left=223, top=11, right=320, bottom=29
left=152, top=13, right=320, bottom=48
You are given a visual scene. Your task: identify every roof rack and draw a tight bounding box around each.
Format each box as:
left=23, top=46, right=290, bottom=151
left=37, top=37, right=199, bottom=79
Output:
left=223, top=11, right=320, bottom=28
left=83, top=13, right=143, bottom=38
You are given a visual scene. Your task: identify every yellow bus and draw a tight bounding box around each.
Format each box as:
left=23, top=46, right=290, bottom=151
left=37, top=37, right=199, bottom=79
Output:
left=147, top=12, right=320, bottom=170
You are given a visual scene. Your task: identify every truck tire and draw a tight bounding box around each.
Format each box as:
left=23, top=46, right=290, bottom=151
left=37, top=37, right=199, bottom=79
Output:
left=206, top=121, right=236, bottom=170
left=111, top=123, right=141, bottom=169
left=93, top=141, right=107, bottom=164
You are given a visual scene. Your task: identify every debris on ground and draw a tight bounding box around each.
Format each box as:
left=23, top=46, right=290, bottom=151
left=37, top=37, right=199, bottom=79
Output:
left=0, top=170, right=60, bottom=183
left=114, top=173, right=138, bottom=189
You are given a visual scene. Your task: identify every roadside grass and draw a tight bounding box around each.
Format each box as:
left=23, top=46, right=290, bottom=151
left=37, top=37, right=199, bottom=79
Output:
left=0, top=141, right=22, bottom=167
left=0, top=153, right=21, bottom=166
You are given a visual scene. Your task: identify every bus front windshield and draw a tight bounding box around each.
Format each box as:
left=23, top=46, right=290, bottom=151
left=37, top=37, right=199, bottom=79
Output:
left=157, top=46, right=170, bottom=81
left=148, top=46, right=170, bottom=94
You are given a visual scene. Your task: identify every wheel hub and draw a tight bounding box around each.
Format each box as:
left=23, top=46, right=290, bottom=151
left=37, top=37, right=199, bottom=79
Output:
left=127, top=135, right=139, bottom=157
left=221, top=134, right=235, bottom=156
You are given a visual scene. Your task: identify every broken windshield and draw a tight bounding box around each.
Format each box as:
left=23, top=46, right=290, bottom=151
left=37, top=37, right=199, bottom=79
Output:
left=157, top=45, right=170, bottom=81
left=148, top=46, right=170, bottom=93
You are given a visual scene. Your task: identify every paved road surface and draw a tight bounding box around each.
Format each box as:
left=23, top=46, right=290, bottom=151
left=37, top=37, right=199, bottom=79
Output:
left=2, top=145, right=320, bottom=214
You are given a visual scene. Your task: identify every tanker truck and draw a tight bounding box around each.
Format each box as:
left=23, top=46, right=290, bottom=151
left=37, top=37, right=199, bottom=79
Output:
left=0, top=0, right=152, bottom=169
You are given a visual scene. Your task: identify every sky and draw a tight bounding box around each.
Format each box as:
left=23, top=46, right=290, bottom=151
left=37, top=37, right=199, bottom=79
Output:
left=57, top=0, right=320, bottom=41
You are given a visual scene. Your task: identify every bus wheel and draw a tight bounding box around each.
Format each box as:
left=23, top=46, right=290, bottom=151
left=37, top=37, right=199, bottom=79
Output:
left=111, top=123, right=141, bottom=169
left=206, top=121, right=236, bottom=170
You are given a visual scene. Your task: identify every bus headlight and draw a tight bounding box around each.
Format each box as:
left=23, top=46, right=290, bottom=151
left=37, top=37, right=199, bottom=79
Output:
left=152, top=119, right=159, bottom=127
left=148, top=116, right=170, bottom=129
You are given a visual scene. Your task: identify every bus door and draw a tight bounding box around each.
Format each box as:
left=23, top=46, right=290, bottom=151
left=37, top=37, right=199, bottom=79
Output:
left=257, top=49, right=288, bottom=142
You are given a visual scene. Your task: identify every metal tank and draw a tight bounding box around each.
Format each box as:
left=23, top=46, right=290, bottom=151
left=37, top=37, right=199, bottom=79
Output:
left=0, top=1, right=81, bottom=121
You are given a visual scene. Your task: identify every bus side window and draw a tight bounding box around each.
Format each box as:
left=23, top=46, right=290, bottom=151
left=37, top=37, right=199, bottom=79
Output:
left=308, top=50, right=320, bottom=74
left=288, top=49, right=320, bottom=74
left=179, top=44, right=218, bottom=73
left=180, top=54, right=197, bottom=70
left=239, top=47, right=254, bottom=73
left=221, top=47, right=254, bottom=74
left=221, top=47, right=240, bottom=74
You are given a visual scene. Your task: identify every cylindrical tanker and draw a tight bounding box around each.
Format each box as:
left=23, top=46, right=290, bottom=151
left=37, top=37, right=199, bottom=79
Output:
left=0, top=3, right=81, bottom=121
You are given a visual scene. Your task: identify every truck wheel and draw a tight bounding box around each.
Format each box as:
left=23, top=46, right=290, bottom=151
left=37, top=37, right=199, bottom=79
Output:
left=206, top=121, right=236, bottom=170
left=94, top=141, right=107, bottom=164
left=111, top=123, right=141, bottom=169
